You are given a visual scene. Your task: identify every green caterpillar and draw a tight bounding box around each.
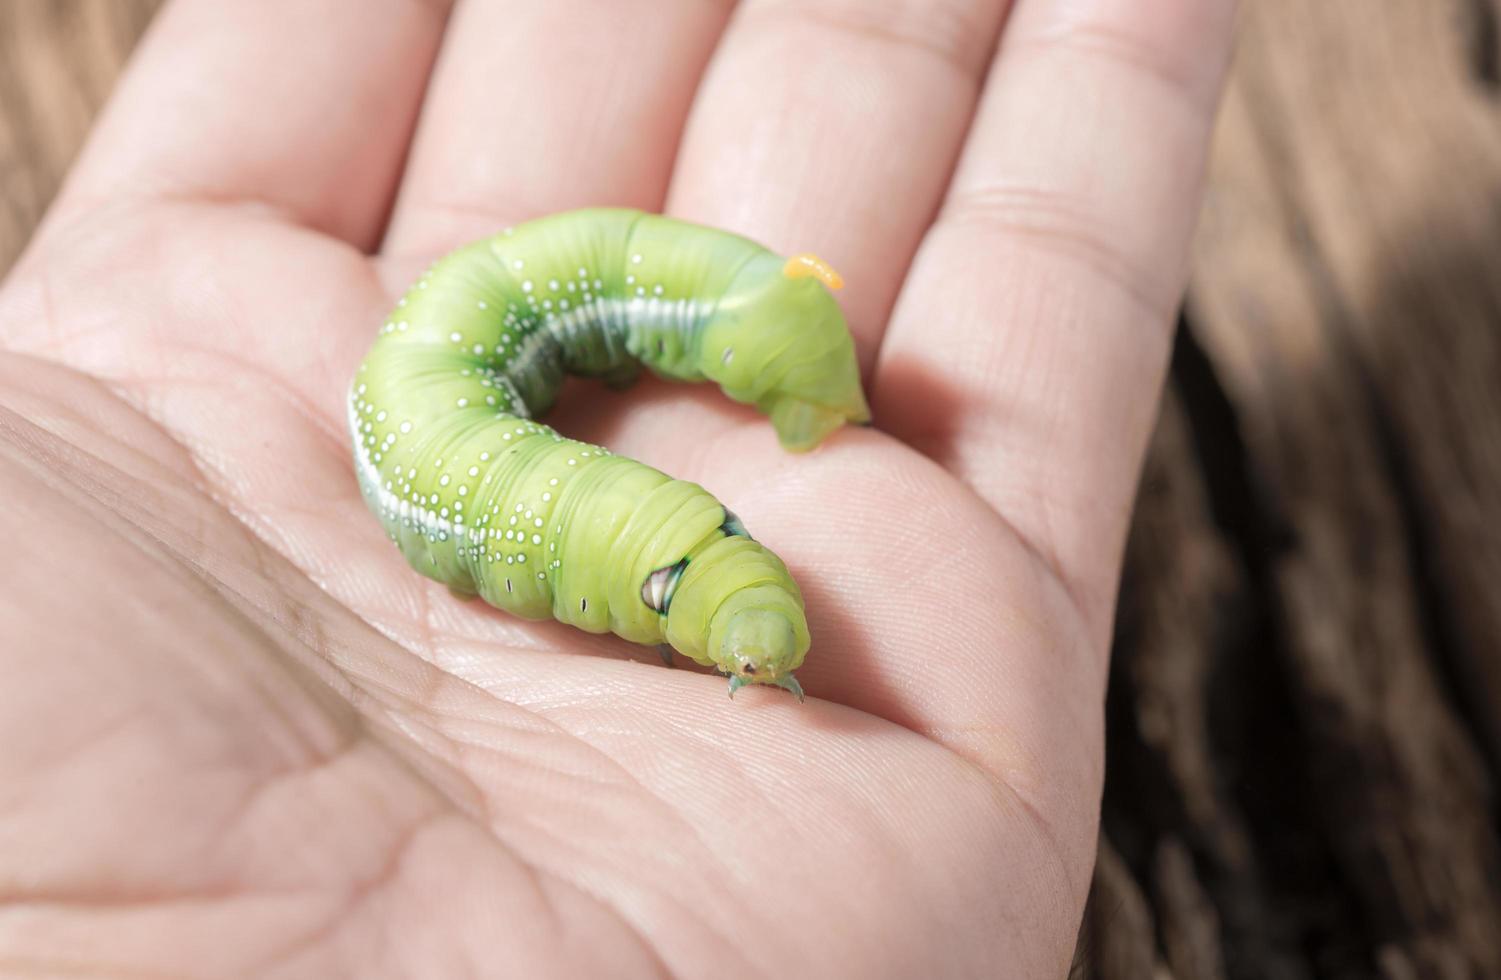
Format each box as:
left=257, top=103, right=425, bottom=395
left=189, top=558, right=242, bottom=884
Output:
left=348, top=208, right=868, bottom=699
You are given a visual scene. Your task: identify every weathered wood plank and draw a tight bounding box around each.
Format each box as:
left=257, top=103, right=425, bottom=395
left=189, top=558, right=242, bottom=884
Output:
left=1187, top=0, right=1501, bottom=975
left=0, top=0, right=159, bottom=273
left=1073, top=837, right=1165, bottom=980
left=1092, top=371, right=1352, bottom=979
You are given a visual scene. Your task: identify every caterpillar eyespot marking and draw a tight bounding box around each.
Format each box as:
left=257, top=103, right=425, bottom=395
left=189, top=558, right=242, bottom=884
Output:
left=642, top=559, right=690, bottom=614
left=348, top=208, right=869, bottom=699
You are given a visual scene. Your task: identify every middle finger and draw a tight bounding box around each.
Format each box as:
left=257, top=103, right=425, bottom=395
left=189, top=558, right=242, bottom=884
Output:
left=667, top=0, right=1013, bottom=373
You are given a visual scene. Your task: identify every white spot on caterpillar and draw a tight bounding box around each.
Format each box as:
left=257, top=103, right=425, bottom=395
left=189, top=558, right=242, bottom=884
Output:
left=522, top=280, right=534, bottom=292
left=512, top=258, right=523, bottom=269
left=722, top=348, right=734, bottom=364
left=532, top=534, right=541, bottom=544
left=631, top=254, right=642, bottom=264
left=400, top=421, right=412, bottom=433
left=548, top=279, right=559, bottom=291
left=456, top=398, right=468, bottom=407
left=468, top=466, right=480, bottom=477
left=477, top=300, right=488, bottom=309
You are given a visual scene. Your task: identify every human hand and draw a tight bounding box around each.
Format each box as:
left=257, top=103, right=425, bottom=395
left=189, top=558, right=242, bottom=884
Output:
left=0, top=0, right=1235, bottom=975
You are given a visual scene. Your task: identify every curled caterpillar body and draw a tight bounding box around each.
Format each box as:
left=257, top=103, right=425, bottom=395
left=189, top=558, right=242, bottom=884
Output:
left=348, top=208, right=868, bottom=697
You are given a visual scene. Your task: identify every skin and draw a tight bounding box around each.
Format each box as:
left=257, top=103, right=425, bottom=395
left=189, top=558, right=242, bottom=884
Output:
left=355, top=209, right=867, bottom=696
left=0, top=0, right=1236, bottom=977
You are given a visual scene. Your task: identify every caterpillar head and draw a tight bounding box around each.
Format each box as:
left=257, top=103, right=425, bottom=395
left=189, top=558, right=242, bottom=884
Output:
left=702, top=252, right=871, bottom=453
left=656, top=535, right=810, bottom=700
left=711, top=589, right=807, bottom=701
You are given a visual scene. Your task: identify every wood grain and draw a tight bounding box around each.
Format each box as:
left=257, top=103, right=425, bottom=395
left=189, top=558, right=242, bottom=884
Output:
left=0, top=0, right=158, bottom=272
left=4, top=2, right=1500, bottom=976
left=1084, top=1, right=1501, bottom=977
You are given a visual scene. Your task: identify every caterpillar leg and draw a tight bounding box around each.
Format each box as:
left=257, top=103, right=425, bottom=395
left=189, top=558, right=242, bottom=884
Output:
left=727, top=672, right=805, bottom=702
left=601, top=361, right=643, bottom=391
left=769, top=397, right=851, bottom=453
left=658, top=644, right=675, bottom=668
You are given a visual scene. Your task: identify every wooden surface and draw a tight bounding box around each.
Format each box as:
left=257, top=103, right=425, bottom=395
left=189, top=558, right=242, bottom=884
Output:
left=1082, top=2, right=1501, bottom=978
left=0, top=0, right=157, bottom=265
left=4, top=3, right=1499, bottom=977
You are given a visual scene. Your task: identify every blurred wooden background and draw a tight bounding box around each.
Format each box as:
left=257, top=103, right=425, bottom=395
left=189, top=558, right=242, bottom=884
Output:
left=3, top=2, right=1499, bottom=977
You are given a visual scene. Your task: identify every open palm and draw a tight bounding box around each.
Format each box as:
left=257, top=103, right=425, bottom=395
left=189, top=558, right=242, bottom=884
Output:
left=0, top=1, right=1234, bottom=976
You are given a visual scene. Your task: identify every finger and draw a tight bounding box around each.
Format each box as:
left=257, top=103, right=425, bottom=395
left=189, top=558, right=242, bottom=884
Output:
left=382, top=0, right=734, bottom=258
left=874, top=0, right=1238, bottom=631
left=666, top=0, right=1013, bottom=373
left=41, top=0, right=452, bottom=250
